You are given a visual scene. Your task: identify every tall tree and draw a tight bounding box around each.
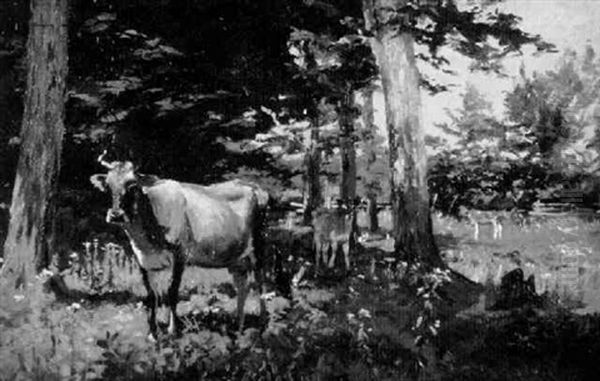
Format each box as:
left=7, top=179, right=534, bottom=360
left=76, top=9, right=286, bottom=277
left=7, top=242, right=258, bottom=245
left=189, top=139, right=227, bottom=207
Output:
left=1, top=0, right=68, bottom=288
left=363, top=0, right=441, bottom=266
left=361, top=0, right=551, bottom=266
left=360, top=86, right=382, bottom=232
left=339, top=89, right=357, bottom=204
left=304, top=116, right=324, bottom=224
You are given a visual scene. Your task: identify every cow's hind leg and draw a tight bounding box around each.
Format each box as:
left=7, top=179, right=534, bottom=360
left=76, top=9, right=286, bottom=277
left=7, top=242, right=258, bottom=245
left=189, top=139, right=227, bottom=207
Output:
left=328, top=241, right=338, bottom=269
left=140, top=267, right=159, bottom=340
left=253, top=260, right=268, bottom=324
left=167, top=256, right=185, bottom=335
left=232, top=270, right=249, bottom=333
left=314, top=237, right=323, bottom=268
left=473, top=223, right=480, bottom=241
left=341, top=241, right=350, bottom=272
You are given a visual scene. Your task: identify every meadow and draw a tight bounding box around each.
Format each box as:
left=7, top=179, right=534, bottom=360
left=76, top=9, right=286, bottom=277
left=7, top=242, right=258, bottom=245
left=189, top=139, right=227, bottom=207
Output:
left=2, top=211, right=600, bottom=380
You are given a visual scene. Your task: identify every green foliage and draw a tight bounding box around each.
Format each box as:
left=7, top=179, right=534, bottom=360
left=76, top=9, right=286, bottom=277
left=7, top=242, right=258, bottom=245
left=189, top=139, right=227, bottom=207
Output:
left=429, top=83, right=543, bottom=214
left=429, top=45, right=600, bottom=214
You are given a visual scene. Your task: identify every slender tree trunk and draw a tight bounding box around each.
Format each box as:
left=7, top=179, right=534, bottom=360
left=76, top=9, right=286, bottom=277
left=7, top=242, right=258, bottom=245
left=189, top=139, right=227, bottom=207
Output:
left=363, top=0, right=442, bottom=267
left=361, top=87, right=379, bottom=232
left=339, top=89, right=356, bottom=205
left=303, top=119, right=322, bottom=224
left=1, top=0, right=68, bottom=288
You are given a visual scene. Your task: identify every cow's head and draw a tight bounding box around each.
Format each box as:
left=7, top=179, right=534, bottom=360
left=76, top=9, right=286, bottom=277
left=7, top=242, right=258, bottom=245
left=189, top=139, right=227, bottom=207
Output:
left=90, top=151, right=137, bottom=224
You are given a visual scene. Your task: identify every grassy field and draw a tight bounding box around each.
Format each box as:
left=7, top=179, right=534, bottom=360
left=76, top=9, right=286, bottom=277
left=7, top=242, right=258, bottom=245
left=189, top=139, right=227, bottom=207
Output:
left=2, top=212, right=600, bottom=380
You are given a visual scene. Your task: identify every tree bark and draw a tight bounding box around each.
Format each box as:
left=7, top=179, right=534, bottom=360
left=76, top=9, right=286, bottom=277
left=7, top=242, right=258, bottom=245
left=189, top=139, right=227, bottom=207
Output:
left=1, top=0, right=68, bottom=288
left=363, top=0, right=442, bottom=267
left=361, top=86, right=379, bottom=232
left=339, top=89, right=357, bottom=205
left=303, top=119, right=323, bottom=224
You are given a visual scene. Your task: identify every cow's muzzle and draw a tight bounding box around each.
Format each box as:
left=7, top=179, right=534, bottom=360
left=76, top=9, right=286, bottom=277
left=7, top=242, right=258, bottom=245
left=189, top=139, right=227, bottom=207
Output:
left=106, top=208, right=128, bottom=224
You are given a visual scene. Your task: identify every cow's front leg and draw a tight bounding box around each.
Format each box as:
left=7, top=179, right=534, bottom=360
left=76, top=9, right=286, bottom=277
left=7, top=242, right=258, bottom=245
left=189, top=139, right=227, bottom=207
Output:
left=140, top=267, right=158, bottom=340
left=253, top=264, right=268, bottom=324
left=167, top=256, right=185, bottom=335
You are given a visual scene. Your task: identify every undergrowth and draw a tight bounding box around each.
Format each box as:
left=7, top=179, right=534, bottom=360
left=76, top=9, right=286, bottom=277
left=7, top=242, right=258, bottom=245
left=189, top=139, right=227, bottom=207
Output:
left=2, top=214, right=600, bottom=380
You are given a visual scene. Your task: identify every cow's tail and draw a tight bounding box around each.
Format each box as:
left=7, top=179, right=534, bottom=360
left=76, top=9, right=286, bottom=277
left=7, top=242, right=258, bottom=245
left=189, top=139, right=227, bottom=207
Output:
left=251, top=186, right=269, bottom=258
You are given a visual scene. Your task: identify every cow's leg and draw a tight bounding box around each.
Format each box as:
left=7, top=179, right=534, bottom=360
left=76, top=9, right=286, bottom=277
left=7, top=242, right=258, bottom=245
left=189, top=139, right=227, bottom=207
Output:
left=496, top=220, right=503, bottom=240
left=251, top=206, right=268, bottom=322
left=341, top=241, right=350, bottom=272
left=314, top=237, right=322, bottom=268
left=232, top=270, right=249, bottom=332
left=328, top=241, right=338, bottom=269
left=253, top=261, right=267, bottom=323
left=140, top=267, right=158, bottom=339
left=167, top=256, right=185, bottom=335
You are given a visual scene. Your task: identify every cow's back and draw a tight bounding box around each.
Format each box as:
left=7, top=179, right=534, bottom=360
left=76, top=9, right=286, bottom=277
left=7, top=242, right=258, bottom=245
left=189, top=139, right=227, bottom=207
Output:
left=144, top=181, right=249, bottom=266
left=181, top=181, right=258, bottom=225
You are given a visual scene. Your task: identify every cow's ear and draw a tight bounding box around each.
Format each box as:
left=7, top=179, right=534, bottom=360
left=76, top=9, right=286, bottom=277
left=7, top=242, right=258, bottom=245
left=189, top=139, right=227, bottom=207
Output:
left=90, top=174, right=108, bottom=192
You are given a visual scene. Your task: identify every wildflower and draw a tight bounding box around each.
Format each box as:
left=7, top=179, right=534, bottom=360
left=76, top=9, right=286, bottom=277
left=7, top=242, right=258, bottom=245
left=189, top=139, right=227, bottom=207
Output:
left=13, top=294, right=25, bottom=302
left=38, top=268, right=54, bottom=279
left=357, top=323, right=369, bottom=342
left=415, top=315, right=423, bottom=329
left=347, top=312, right=358, bottom=324
left=429, top=325, right=438, bottom=336
left=358, top=308, right=371, bottom=319
left=260, top=291, right=276, bottom=301
left=67, top=302, right=81, bottom=312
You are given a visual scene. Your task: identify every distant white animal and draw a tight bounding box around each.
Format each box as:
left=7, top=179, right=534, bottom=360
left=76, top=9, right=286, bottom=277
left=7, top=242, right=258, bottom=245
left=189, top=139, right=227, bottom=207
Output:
left=460, top=207, right=504, bottom=240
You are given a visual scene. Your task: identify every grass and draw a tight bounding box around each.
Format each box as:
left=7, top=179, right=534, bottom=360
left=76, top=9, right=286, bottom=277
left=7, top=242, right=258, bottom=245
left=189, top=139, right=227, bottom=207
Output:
left=1, top=212, right=600, bottom=380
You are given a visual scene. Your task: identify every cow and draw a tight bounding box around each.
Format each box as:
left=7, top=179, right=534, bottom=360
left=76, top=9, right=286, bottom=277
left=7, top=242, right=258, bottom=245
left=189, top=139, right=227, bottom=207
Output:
left=459, top=207, right=504, bottom=240
left=90, top=152, right=269, bottom=338
left=312, top=203, right=355, bottom=271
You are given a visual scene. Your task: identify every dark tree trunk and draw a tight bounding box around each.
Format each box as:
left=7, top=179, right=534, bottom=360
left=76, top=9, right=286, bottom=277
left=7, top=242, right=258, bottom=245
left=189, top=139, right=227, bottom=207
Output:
left=303, top=119, right=322, bottom=225
left=1, top=0, right=68, bottom=288
left=361, top=87, right=379, bottom=232
left=363, top=0, right=442, bottom=267
left=339, top=89, right=356, bottom=205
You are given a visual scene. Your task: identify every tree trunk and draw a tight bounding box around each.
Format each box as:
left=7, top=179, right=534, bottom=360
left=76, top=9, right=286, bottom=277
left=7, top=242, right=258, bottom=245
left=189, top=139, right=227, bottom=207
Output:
left=1, top=0, right=68, bottom=288
left=361, top=87, right=379, bottom=232
left=303, top=119, right=322, bottom=224
left=339, top=89, right=356, bottom=206
left=363, top=0, right=442, bottom=267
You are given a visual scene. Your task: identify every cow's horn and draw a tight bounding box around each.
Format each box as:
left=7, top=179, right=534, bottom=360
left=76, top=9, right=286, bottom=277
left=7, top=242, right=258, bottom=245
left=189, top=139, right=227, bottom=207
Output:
left=97, top=150, right=116, bottom=169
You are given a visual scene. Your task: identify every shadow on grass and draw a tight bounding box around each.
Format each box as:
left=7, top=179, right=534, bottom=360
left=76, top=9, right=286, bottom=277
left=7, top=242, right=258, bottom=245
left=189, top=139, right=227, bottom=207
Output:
left=179, top=309, right=265, bottom=338
left=435, top=232, right=461, bottom=251
left=48, top=277, right=142, bottom=306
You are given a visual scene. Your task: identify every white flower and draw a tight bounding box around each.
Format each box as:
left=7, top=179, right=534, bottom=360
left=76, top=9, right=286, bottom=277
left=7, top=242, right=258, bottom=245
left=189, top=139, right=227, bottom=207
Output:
left=415, top=315, right=423, bottom=329
left=260, top=291, right=276, bottom=301
left=358, top=308, right=372, bottom=319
